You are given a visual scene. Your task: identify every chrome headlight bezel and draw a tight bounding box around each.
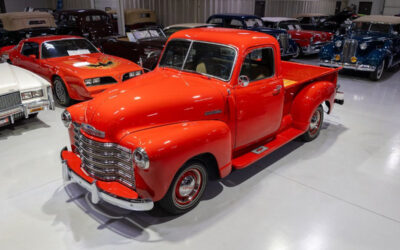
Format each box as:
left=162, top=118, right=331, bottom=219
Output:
left=61, top=109, right=72, bottom=128
left=133, top=147, right=149, bottom=170
left=21, top=89, right=44, bottom=100
left=84, top=77, right=101, bottom=86
left=122, top=70, right=142, bottom=81
left=335, top=40, right=342, bottom=47
left=359, top=42, right=367, bottom=50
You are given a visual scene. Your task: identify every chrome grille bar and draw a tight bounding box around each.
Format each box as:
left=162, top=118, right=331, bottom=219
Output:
left=0, top=91, right=22, bottom=111
left=342, top=39, right=358, bottom=63
left=73, top=123, right=135, bottom=188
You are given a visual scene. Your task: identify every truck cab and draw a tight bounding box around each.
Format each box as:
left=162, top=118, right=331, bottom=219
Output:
left=61, top=28, right=343, bottom=215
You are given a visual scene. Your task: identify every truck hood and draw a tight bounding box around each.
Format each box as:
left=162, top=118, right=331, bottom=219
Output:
left=46, top=53, right=141, bottom=79
left=0, top=63, right=49, bottom=94
left=77, top=68, right=227, bottom=142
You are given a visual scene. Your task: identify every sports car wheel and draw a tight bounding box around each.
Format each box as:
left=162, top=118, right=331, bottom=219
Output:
left=301, top=105, right=324, bottom=142
left=53, top=77, right=72, bottom=106
left=370, top=59, right=385, bottom=81
left=159, top=160, right=208, bottom=214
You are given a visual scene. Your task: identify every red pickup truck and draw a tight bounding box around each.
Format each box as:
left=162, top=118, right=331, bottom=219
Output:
left=60, top=28, right=343, bottom=214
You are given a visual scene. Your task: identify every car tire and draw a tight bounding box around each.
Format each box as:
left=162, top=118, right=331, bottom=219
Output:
left=28, top=113, right=38, bottom=119
left=158, top=160, right=208, bottom=214
left=301, top=105, right=324, bottom=142
left=369, top=59, right=385, bottom=81
left=53, top=76, right=72, bottom=106
left=292, top=46, right=302, bottom=59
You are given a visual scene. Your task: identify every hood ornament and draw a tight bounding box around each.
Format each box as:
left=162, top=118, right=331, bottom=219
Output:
left=81, top=123, right=105, bottom=138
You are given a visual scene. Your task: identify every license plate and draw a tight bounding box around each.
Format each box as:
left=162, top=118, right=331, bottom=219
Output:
left=30, top=107, right=43, bottom=113
left=0, top=117, right=9, bottom=126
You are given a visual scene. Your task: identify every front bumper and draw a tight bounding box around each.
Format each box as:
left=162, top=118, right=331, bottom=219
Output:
left=60, top=147, right=154, bottom=211
left=302, top=43, right=328, bottom=55
left=0, top=98, right=54, bottom=126
left=320, top=60, right=376, bottom=72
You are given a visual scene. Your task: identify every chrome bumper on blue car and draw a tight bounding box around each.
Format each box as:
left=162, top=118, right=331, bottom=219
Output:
left=320, top=60, right=376, bottom=72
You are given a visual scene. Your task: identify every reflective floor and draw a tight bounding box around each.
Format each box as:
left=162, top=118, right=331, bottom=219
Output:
left=1, top=56, right=400, bottom=250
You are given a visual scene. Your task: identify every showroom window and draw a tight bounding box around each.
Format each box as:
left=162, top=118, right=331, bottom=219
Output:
left=240, top=47, right=274, bottom=82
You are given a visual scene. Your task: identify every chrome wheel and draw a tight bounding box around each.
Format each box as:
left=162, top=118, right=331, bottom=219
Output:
left=54, top=79, right=66, bottom=104
left=309, top=108, right=322, bottom=136
left=173, top=167, right=203, bottom=209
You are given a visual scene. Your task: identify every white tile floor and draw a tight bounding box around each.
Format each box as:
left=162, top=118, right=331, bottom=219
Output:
left=1, top=56, right=400, bottom=250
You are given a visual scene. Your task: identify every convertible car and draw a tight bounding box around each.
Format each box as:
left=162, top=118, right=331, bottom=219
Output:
left=262, top=17, right=333, bottom=57
left=320, top=15, right=400, bottom=81
left=1, top=35, right=143, bottom=106
left=99, top=26, right=166, bottom=71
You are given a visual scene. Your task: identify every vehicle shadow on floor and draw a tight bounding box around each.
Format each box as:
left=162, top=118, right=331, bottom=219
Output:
left=339, top=65, right=399, bottom=82
left=44, top=119, right=347, bottom=243
left=0, top=116, right=50, bottom=140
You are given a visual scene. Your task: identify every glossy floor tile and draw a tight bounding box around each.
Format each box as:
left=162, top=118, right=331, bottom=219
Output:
left=1, top=58, right=400, bottom=250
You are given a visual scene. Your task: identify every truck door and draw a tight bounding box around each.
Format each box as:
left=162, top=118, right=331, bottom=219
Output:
left=233, top=46, right=284, bottom=149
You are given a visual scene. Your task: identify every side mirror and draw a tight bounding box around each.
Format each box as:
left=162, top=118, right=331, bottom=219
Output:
left=29, top=54, right=37, bottom=59
left=238, top=75, right=250, bottom=87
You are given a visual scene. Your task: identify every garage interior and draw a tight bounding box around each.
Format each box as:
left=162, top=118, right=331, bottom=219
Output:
left=1, top=0, right=400, bottom=250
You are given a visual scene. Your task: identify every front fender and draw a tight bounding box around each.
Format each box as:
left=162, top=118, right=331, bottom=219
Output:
left=365, top=49, right=390, bottom=67
left=120, top=120, right=232, bottom=201
left=291, top=81, right=336, bottom=131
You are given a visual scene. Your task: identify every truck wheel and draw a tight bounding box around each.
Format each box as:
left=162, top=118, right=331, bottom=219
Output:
left=158, top=160, right=208, bottom=214
left=53, top=76, right=72, bottom=106
left=369, top=60, right=385, bottom=81
left=301, top=105, right=324, bottom=142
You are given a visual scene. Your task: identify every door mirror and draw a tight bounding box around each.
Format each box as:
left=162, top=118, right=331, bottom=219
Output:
left=238, top=75, right=250, bottom=87
left=29, top=54, right=37, bottom=59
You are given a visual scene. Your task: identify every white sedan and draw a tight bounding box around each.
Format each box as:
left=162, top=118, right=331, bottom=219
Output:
left=0, top=62, right=54, bottom=127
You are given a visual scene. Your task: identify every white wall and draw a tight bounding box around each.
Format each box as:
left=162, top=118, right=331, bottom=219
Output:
left=265, top=0, right=337, bottom=17
left=347, top=0, right=385, bottom=15
left=383, top=0, right=400, bottom=15
left=4, top=0, right=53, bottom=12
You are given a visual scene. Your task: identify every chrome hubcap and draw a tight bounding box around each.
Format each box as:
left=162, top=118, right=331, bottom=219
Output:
left=309, top=109, right=321, bottom=135
left=178, top=176, right=196, bottom=197
left=173, top=167, right=203, bottom=208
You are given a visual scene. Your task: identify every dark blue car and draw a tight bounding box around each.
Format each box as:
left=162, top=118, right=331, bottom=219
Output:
left=320, top=15, right=400, bottom=80
left=207, top=14, right=299, bottom=59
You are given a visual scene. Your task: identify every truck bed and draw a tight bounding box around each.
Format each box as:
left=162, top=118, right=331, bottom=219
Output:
left=281, top=61, right=340, bottom=89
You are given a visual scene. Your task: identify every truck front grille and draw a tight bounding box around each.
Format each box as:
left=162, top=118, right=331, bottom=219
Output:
left=342, top=39, right=358, bottom=63
left=278, top=33, right=289, bottom=53
left=73, top=123, right=135, bottom=188
left=0, top=91, right=21, bottom=111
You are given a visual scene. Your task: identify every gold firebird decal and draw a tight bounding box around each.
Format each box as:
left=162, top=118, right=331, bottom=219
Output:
left=67, top=57, right=120, bottom=69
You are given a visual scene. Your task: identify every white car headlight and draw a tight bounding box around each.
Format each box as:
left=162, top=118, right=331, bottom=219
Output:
left=61, top=110, right=72, bottom=128
left=84, top=77, right=101, bottom=86
left=122, top=70, right=142, bottom=81
left=21, top=89, right=44, bottom=100
left=335, top=40, right=342, bottom=47
left=359, top=42, right=367, bottom=50
left=133, top=147, right=149, bottom=169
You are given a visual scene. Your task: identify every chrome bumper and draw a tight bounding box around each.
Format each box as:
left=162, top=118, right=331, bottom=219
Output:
left=61, top=148, right=154, bottom=211
left=320, top=60, right=376, bottom=72
left=302, top=43, right=326, bottom=55
left=335, top=91, right=344, bottom=105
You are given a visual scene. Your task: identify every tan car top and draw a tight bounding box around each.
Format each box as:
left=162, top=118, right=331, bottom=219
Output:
left=0, top=12, right=56, bottom=31
left=124, top=9, right=156, bottom=25
left=354, top=15, right=400, bottom=24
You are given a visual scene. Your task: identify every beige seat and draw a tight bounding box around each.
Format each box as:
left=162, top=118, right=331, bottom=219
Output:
left=196, top=62, right=207, bottom=74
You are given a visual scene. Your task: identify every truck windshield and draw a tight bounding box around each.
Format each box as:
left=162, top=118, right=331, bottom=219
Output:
left=41, top=39, right=98, bottom=58
left=159, top=40, right=236, bottom=81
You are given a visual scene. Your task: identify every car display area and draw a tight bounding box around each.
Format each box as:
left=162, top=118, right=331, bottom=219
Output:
left=1, top=1, right=400, bottom=250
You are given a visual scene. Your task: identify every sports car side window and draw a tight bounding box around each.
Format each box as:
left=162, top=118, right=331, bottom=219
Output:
left=240, top=47, right=274, bottom=82
left=21, top=42, right=39, bottom=58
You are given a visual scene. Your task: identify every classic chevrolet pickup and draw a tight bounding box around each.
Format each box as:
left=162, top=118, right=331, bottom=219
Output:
left=60, top=28, right=344, bottom=214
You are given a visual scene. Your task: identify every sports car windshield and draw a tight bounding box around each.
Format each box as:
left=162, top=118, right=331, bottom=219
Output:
left=354, top=22, right=391, bottom=33
left=159, top=40, right=236, bottom=81
left=41, top=39, right=98, bottom=59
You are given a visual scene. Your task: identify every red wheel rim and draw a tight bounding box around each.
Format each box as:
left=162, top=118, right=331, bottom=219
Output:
left=173, top=168, right=202, bottom=207
left=309, top=109, right=322, bottom=136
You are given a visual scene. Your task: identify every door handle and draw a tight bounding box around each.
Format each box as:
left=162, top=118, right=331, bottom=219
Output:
left=272, top=85, right=282, bottom=96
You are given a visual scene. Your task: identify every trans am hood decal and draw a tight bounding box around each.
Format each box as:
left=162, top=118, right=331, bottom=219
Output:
left=66, top=56, right=120, bottom=69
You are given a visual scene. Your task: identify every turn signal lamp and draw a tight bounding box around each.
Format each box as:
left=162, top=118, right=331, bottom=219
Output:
left=351, top=57, right=357, bottom=63
left=334, top=54, right=340, bottom=61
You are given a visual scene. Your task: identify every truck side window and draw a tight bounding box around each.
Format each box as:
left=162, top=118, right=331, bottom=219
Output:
left=21, top=42, right=39, bottom=58
left=240, top=47, right=274, bottom=81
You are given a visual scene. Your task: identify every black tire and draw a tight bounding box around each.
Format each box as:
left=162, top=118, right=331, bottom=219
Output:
left=53, top=76, right=72, bottom=106
left=158, top=160, right=208, bottom=214
left=292, top=45, right=302, bottom=59
left=28, top=113, right=38, bottom=119
left=301, top=105, right=324, bottom=142
left=369, top=59, right=385, bottom=81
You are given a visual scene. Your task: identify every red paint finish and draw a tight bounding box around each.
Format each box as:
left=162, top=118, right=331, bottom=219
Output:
left=2, top=35, right=142, bottom=101
left=287, top=30, right=333, bottom=48
left=62, top=28, right=341, bottom=204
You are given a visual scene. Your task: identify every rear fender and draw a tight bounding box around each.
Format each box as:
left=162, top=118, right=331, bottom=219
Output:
left=120, top=120, right=232, bottom=201
left=291, top=81, right=336, bottom=131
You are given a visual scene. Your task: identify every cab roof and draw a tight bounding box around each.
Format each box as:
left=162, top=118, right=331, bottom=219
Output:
left=169, top=28, right=278, bottom=49
left=24, top=35, right=82, bottom=44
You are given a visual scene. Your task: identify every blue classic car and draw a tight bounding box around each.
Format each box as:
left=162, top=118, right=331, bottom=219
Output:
left=207, top=14, right=299, bottom=59
left=320, top=15, right=400, bottom=80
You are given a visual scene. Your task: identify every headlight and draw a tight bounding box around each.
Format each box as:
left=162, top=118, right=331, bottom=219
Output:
left=335, top=40, right=342, bottom=47
left=133, top=147, right=149, bottom=169
left=61, top=110, right=72, bottom=128
left=21, top=89, right=44, bottom=100
left=122, top=70, right=142, bottom=81
left=84, top=77, right=101, bottom=86
left=359, top=42, right=367, bottom=50
left=310, top=36, right=314, bottom=43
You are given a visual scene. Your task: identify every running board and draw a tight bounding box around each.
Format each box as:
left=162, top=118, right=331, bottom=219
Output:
left=232, top=128, right=304, bottom=169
